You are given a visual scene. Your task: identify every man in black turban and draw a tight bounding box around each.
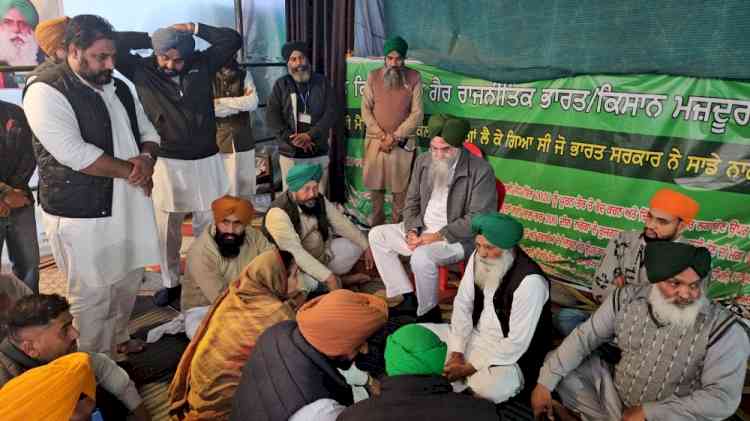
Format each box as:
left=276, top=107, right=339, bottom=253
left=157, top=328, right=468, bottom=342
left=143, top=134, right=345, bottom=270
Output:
left=266, top=41, right=338, bottom=195
left=532, top=241, right=750, bottom=421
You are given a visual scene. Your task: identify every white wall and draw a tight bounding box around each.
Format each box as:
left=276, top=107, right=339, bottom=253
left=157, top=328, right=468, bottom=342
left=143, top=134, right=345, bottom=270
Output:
left=63, top=0, right=237, bottom=35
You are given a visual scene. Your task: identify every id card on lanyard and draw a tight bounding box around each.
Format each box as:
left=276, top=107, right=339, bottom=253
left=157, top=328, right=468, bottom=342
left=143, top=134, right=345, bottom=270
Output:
left=294, top=79, right=312, bottom=126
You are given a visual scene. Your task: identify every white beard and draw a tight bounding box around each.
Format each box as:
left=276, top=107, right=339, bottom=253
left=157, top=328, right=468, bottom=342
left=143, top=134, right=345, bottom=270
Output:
left=431, top=153, right=458, bottom=190
left=0, top=28, right=38, bottom=66
left=475, top=248, right=515, bottom=290
left=648, top=285, right=707, bottom=329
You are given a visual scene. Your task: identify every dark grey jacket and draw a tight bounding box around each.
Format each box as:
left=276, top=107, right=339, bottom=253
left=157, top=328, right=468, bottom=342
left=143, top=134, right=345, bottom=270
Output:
left=402, top=149, right=497, bottom=256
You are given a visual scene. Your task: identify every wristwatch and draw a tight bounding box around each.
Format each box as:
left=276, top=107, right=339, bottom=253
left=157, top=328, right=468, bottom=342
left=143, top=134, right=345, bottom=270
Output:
left=140, top=151, right=157, bottom=163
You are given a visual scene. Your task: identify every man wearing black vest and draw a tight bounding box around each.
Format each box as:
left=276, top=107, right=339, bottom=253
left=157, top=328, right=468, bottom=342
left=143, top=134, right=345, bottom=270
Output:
left=421, top=212, right=551, bottom=404
left=262, top=163, right=373, bottom=294
left=231, top=289, right=388, bottom=421
left=214, top=57, right=258, bottom=202
left=266, top=41, right=338, bottom=194
left=115, top=22, right=241, bottom=306
left=23, top=14, right=161, bottom=359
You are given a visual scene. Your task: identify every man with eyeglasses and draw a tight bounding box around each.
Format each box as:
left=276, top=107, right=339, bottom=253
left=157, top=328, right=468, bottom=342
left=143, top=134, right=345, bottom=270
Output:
left=369, top=114, right=497, bottom=323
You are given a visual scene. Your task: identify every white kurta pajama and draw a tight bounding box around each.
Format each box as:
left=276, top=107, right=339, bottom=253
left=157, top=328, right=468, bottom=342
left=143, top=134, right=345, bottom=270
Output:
left=24, top=76, right=161, bottom=358
left=216, top=72, right=259, bottom=201
left=422, top=252, right=549, bottom=403
left=369, top=161, right=465, bottom=316
left=152, top=154, right=228, bottom=288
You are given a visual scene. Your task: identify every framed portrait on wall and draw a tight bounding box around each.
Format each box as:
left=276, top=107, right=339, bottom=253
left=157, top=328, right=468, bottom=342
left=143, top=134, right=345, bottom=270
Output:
left=1, top=0, right=64, bottom=89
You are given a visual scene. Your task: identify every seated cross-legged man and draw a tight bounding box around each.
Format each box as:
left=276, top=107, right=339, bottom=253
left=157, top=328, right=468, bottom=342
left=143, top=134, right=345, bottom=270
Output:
left=337, top=323, right=498, bottom=421
left=263, top=163, right=374, bottom=295
left=0, top=294, right=150, bottom=421
left=532, top=241, right=750, bottom=421
left=168, top=248, right=306, bottom=420
left=230, top=289, right=389, bottom=421
left=180, top=195, right=273, bottom=338
left=421, top=213, right=551, bottom=404
left=369, top=114, right=498, bottom=323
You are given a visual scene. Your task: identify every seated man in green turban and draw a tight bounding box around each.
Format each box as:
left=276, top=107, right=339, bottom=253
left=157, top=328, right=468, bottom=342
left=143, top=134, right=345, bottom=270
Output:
left=419, top=212, right=552, bottom=404
left=337, top=323, right=497, bottom=421
left=263, top=163, right=375, bottom=293
left=369, top=114, right=498, bottom=323
left=532, top=241, right=750, bottom=421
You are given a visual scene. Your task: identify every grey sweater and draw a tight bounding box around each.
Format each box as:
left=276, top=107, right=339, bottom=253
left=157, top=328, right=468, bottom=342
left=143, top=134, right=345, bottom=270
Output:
left=539, top=285, right=750, bottom=421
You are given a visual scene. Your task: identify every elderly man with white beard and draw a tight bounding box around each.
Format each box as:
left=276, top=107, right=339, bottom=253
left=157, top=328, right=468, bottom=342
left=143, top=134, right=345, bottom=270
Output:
left=419, top=213, right=552, bottom=404
left=361, top=35, right=423, bottom=226
left=369, top=114, right=498, bottom=323
left=531, top=241, right=750, bottom=421
left=0, top=0, right=39, bottom=67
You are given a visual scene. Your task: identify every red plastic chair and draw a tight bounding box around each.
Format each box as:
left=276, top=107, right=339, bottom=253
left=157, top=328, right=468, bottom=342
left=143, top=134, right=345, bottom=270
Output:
left=438, top=143, right=506, bottom=301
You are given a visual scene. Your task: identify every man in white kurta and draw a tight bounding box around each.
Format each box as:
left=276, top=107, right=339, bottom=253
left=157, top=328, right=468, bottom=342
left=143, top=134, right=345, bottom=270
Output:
left=113, top=23, right=241, bottom=305
left=422, top=213, right=550, bottom=404
left=214, top=60, right=259, bottom=203
left=23, top=15, right=161, bottom=359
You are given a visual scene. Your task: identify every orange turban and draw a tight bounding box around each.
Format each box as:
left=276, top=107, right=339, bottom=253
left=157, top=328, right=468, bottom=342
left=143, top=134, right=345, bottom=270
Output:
left=35, top=16, right=70, bottom=57
left=298, top=289, right=388, bottom=358
left=0, top=352, right=96, bottom=421
left=649, top=188, right=700, bottom=224
left=211, top=195, right=255, bottom=225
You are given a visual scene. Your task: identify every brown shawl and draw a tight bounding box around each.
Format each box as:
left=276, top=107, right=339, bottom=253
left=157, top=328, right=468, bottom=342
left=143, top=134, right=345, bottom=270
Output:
left=168, top=249, right=297, bottom=420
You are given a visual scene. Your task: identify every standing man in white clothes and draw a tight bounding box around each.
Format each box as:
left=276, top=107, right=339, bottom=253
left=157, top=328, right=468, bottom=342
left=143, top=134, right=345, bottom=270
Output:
left=213, top=57, right=259, bottom=203
left=369, top=114, right=498, bottom=323
left=24, top=14, right=161, bottom=359
left=115, top=21, right=242, bottom=305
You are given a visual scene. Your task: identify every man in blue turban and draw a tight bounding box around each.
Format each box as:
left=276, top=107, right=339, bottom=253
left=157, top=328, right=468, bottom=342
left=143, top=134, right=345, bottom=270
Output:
left=113, top=20, right=242, bottom=306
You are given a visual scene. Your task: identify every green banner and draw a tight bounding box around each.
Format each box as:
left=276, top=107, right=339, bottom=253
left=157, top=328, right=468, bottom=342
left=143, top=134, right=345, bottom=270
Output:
left=344, top=58, right=750, bottom=317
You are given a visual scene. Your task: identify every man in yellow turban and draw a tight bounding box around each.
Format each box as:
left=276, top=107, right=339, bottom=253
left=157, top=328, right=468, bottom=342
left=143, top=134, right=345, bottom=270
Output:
left=231, top=289, right=388, bottom=421
left=0, top=294, right=151, bottom=420
left=35, top=16, right=68, bottom=61
left=0, top=352, right=96, bottom=421
left=180, top=194, right=274, bottom=338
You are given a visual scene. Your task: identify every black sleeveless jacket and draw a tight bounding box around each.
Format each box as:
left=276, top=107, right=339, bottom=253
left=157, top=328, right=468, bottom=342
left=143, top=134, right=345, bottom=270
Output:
left=230, top=320, right=353, bottom=421
left=472, top=247, right=553, bottom=396
left=30, top=63, right=141, bottom=218
left=261, top=191, right=331, bottom=244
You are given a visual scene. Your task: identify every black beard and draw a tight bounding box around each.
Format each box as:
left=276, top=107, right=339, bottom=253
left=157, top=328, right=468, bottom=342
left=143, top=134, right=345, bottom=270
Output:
left=299, top=198, right=323, bottom=216
left=643, top=228, right=676, bottom=243
left=214, top=230, right=246, bottom=258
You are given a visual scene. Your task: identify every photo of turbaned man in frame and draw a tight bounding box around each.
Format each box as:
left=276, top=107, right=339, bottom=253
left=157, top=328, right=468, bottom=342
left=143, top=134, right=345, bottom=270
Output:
left=0, top=0, right=62, bottom=88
